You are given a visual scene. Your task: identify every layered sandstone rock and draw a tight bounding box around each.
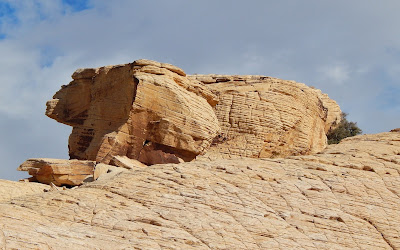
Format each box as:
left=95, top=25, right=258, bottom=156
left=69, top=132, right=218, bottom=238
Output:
left=189, top=75, right=342, bottom=159
left=1, top=132, right=399, bottom=249
left=45, top=60, right=341, bottom=167
left=7, top=59, right=399, bottom=249
left=46, top=59, right=220, bottom=165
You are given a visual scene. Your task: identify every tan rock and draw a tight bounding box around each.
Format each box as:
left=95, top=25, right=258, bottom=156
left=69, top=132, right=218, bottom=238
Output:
left=46, top=59, right=221, bottom=165
left=0, top=132, right=399, bottom=249
left=93, top=163, right=109, bottom=180
left=189, top=74, right=342, bottom=159
left=46, top=60, right=341, bottom=167
left=18, top=158, right=95, bottom=186
left=94, top=163, right=128, bottom=181
left=109, top=155, right=148, bottom=170
left=0, top=180, right=48, bottom=202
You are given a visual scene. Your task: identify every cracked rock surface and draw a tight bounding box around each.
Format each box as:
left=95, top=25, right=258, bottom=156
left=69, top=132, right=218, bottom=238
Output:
left=0, top=132, right=399, bottom=249
left=45, top=60, right=341, bottom=167
left=189, top=74, right=342, bottom=159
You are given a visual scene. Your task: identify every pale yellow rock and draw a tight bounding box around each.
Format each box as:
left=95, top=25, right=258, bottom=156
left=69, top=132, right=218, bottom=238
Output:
left=0, top=180, right=48, bottom=202
left=110, top=155, right=147, bottom=170
left=46, top=60, right=341, bottom=167
left=94, top=163, right=128, bottom=181
left=93, top=163, right=109, bottom=180
left=0, top=132, right=399, bottom=249
left=189, top=74, right=342, bottom=159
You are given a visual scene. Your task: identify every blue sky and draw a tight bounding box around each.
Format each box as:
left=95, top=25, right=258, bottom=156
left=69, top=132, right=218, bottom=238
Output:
left=62, top=0, right=90, bottom=12
left=0, top=0, right=399, bottom=180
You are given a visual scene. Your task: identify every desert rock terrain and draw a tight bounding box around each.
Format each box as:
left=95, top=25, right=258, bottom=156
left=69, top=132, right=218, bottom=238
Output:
left=0, top=131, right=399, bottom=249
left=0, top=60, right=398, bottom=249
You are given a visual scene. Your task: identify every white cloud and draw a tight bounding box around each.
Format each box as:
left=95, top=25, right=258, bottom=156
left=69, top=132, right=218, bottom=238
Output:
left=318, top=63, right=351, bottom=85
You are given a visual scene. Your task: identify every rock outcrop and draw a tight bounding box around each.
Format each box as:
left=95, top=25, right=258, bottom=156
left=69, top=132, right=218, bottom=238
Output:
left=44, top=60, right=341, bottom=169
left=1, top=132, right=399, bottom=249
left=46, top=60, right=221, bottom=165
left=10, top=59, right=395, bottom=249
left=189, top=75, right=341, bottom=159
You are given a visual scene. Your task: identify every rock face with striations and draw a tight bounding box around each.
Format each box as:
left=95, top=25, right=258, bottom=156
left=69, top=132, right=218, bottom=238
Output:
left=45, top=59, right=341, bottom=169
left=3, top=59, right=400, bottom=249
left=18, top=158, right=95, bottom=186
left=1, top=131, right=400, bottom=249
left=189, top=75, right=342, bottom=159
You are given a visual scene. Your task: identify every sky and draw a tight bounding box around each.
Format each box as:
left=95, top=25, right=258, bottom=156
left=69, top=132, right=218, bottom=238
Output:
left=0, top=0, right=399, bottom=180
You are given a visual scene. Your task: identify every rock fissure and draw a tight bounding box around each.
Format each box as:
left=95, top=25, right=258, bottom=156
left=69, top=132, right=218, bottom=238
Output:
left=364, top=218, right=395, bottom=250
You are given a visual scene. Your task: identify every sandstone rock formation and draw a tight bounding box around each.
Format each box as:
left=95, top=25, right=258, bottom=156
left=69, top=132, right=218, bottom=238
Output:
left=46, top=59, right=221, bottom=165
left=0, top=132, right=399, bottom=249
left=11, top=59, right=393, bottom=249
left=189, top=75, right=342, bottom=159
left=18, top=157, right=147, bottom=186
left=45, top=60, right=341, bottom=168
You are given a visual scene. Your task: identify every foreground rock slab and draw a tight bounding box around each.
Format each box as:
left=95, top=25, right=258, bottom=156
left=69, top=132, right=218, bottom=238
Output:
left=1, top=132, right=399, bottom=249
left=18, top=158, right=95, bottom=186
left=0, top=180, right=48, bottom=202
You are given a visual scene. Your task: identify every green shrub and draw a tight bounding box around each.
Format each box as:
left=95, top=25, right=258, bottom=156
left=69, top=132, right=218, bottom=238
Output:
left=327, top=112, right=362, bottom=144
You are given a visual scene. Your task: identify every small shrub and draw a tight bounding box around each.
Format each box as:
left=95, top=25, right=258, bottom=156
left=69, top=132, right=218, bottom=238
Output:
left=327, top=112, right=362, bottom=144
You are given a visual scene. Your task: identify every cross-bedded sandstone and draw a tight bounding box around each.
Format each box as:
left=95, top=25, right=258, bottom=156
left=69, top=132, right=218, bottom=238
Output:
left=1, top=132, right=400, bottom=249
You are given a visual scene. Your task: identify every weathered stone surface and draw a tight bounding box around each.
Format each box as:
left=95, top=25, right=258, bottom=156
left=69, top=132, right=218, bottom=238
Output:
left=189, top=74, right=342, bottom=159
left=18, top=158, right=95, bottom=186
left=93, top=163, right=128, bottom=181
left=46, top=60, right=342, bottom=167
left=1, top=132, right=399, bottom=249
left=0, top=180, right=47, bottom=203
left=46, top=59, right=220, bottom=165
left=110, top=155, right=149, bottom=170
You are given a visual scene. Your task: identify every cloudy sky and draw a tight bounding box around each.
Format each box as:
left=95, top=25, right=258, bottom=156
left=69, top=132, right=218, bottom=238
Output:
left=0, top=0, right=399, bottom=180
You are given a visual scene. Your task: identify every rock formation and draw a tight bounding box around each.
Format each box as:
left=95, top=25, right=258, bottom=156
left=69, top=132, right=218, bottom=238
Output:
left=3, top=59, right=397, bottom=249
left=189, top=75, right=341, bottom=159
left=46, top=59, right=221, bottom=166
left=18, top=158, right=95, bottom=186
left=45, top=60, right=341, bottom=167
left=0, top=131, right=399, bottom=249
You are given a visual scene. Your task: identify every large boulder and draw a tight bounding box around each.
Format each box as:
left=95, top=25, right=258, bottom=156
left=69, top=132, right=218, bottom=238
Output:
left=45, top=60, right=341, bottom=166
left=46, top=60, right=221, bottom=165
left=189, top=75, right=342, bottom=159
